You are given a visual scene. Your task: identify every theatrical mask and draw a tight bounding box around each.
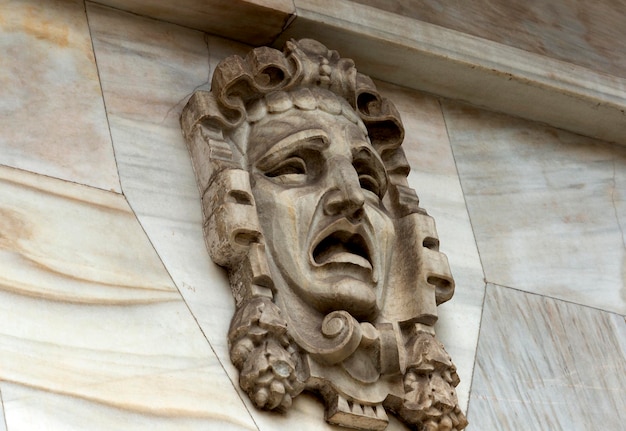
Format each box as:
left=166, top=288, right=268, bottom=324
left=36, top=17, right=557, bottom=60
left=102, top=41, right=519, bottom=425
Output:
left=181, top=39, right=468, bottom=431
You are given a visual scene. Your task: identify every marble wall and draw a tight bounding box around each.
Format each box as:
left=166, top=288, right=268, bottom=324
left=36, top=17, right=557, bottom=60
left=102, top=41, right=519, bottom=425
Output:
left=0, top=0, right=119, bottom=191
left=0, top=1, right=624, bottom=430
left=442, top=101, right=626, bottom=429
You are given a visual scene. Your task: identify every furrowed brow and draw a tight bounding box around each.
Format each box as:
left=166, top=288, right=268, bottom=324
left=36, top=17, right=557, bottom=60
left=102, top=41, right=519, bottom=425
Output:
left=255, top=129, right=329, bottom=169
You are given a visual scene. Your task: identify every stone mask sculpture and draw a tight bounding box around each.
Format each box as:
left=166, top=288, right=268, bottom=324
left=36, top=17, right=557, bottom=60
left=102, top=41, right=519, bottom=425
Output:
left=181, top=39, right=468, bottom=431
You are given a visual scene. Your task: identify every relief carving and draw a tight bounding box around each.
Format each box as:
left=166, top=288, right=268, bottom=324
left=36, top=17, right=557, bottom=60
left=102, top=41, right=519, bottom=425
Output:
left=181, top=39, right=468, bottom=431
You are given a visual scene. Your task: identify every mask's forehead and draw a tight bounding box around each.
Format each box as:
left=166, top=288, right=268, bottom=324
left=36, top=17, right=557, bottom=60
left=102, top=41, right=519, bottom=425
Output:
left=247, top=107, right=372, bottom=166
left=246, top=91, right=368, bottom=163
left=247, top=111, right=312, bottom=163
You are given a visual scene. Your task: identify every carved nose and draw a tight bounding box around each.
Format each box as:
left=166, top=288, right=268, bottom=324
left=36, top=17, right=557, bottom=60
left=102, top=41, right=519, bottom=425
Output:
left=323, top=158, right=365, bottom=220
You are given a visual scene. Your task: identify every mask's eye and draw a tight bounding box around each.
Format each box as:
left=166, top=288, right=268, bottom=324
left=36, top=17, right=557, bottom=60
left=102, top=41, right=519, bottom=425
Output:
left=254, top=133, right=326, bottom=186
left=358, top=173, right=381, bottom=197
left=265, top=156, right=307, bottom=178
left=262, top=156, right=311, bottom=185
left=353, top=156, right=386, bottom=198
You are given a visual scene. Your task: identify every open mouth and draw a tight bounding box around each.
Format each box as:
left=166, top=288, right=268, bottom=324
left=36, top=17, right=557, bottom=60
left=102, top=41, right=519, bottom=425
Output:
left=312, top=230, right=373, bottom=271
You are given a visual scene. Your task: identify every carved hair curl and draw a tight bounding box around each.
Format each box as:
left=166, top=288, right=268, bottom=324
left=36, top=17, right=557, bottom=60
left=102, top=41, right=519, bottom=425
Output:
left=181, top=39, right=408, bottom=175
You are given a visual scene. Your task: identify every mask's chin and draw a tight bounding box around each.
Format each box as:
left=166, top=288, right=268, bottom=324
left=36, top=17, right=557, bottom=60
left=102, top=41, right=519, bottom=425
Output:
left=318, top=276, right=379, bottom=320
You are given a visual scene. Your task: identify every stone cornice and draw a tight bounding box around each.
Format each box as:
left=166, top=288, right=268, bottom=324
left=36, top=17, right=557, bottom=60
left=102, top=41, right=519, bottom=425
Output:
left=92, top=0, right=626, bottom=144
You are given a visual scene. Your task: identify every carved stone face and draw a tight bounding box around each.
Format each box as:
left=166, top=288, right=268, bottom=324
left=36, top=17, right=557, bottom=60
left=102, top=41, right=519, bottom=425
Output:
left=247, top=93, right=395, bottom=320
left=181, top=39, right=466, bottom=430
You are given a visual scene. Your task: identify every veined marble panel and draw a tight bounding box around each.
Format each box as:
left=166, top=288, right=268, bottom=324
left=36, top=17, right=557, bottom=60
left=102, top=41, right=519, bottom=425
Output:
left=0, top=0, right=119, bottom=192
left=468, top=284, right=626, bottom=430
left=1, top=382, right=251, bottom=431
left=443, top=100, right=626, bottom=314
left=0, top=165, right=256, bottom=430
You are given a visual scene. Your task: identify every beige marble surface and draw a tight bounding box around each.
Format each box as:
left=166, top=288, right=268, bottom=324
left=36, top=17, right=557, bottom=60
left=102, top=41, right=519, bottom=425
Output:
left=0, top=0, right=119, bottom=192
left=468, top=284, right=626, bottom=430
left=0, top=165, right=256, bottom=430
left=442, top=100, right=626, bottom=315
left=2, top=381, right=251, bottom=431
left=354, top=0, right=626, bottom=79
left=92, top=0, right=294, bottom=46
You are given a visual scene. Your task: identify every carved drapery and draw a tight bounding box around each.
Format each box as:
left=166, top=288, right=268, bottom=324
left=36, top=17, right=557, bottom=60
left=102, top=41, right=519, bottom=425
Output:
left=181, top=39, right=467, bottom=431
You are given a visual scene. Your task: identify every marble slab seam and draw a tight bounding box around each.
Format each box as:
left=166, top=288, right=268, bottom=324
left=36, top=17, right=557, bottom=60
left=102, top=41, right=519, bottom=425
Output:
left=83, top=0, right=230, bottom=365
left=0, top=0, right=122, bottom=192
left=0, top=385, right=7, bottom=431
left=610, top=157, right=626, bottom=251
left=102, top=176, right=262, bottom=430
left=172, top=290, right=264, bottom=431
left=461, top=281, right=488, bottom=419
left=468, top=283, right=626, bottom=430
left=83, top=1, right=123, bottom=195
left=0, top=163, right=119, bottom=196
left=441, top=99, right=626, bottom=314
left=434, top=99, right=490, bottom=417
left=487, top=282, right=626, bottom=318
left=131, top=218, right=263, bottom=431
left=0, top=161, right=263, bottom=430
left=108, top=191, right=262, bottom=431
left=437, top=99, right=488, bottom=284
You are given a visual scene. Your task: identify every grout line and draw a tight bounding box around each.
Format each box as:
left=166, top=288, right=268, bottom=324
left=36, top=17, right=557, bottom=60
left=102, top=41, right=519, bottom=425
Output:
left=192, top=30, right=261, bottom=431
left=437, top=97, right=490, bottom=419
left=438, top=98, right=488, bottom=285
left=125, top=206, right=261, bottom=431
left=0, top=0, right=123, bottom=196
left=434, top=98, right=625, bottom=320
left=0, top=162, right=122, bottom=195
left=0, top=162, right=120, bottom=195
left=269, top=0, right=298, bottom=46
left=430, top=98, right=624, bottom=420
left=463, top=281, right=489, bottom=421
left=83, top=0, right=123, bottom=196
left=0, top=384, right=8, bottom=431
left=609, top=148, right=626, bottom=251
left=489, top=281, right=626, bottom=317
left=176, top=287, right=263, bottom=431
